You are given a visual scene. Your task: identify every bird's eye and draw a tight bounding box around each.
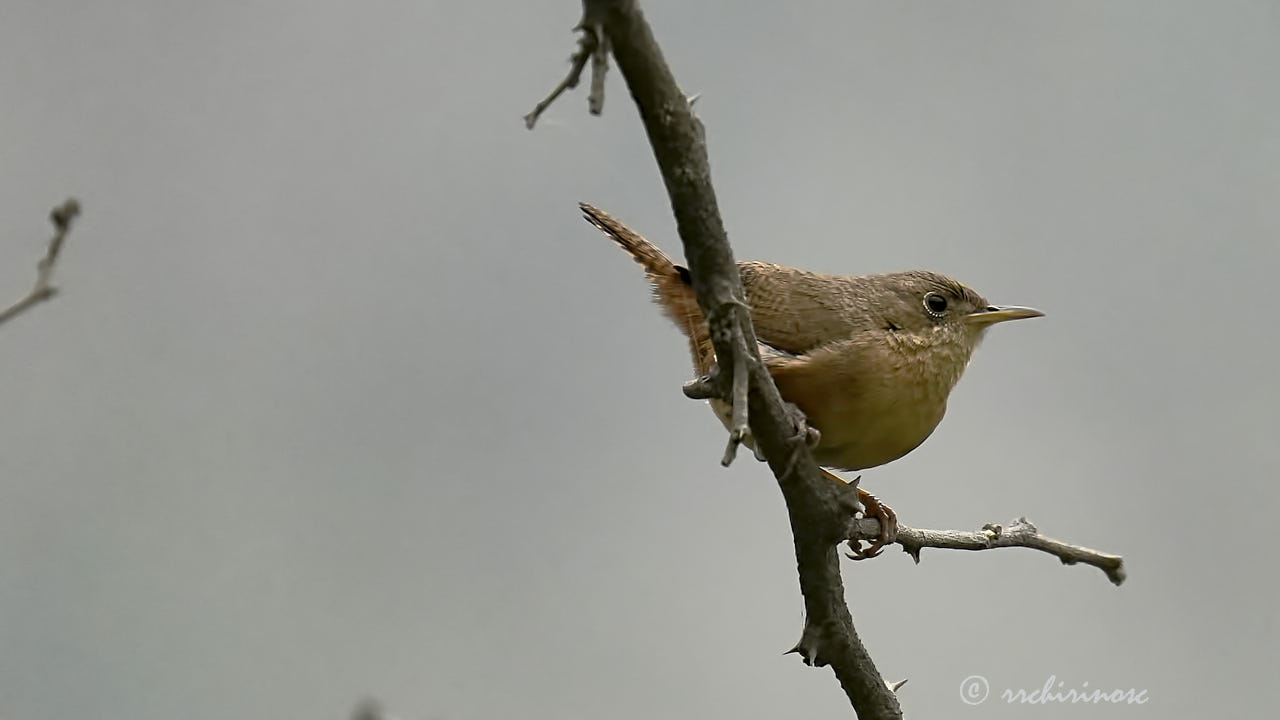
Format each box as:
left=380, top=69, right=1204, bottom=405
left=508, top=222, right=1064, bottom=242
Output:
left=923, top=292, right=948, bottom=317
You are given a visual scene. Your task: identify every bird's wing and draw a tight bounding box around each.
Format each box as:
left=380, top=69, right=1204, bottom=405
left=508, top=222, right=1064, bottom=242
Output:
left=739, top=262, right=875, bottom=354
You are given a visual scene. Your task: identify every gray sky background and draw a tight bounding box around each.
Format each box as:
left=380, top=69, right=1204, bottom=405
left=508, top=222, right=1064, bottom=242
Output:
left=1, top=1, right=1277, bottom=718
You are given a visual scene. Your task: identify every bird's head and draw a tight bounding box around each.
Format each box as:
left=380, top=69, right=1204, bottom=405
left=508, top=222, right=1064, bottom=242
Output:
left=873, top=270, right=1043, bottom=348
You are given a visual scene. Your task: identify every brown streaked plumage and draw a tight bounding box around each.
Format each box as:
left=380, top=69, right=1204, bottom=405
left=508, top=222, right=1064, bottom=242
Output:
left=582, top=203, right=1042, bottom=556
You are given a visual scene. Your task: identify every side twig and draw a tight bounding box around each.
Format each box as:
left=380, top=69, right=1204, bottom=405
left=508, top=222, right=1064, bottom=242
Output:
left=0, top=198, right=81, bottom=328
left=849, top=517, right=1126, bottom=586
left=524, top=18, right=609, bottom=129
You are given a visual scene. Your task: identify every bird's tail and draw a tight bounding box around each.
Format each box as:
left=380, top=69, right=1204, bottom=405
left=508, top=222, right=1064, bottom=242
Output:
left=580, top=203, right=713, bottom=374
left=580, top=203, right=680, bottom=279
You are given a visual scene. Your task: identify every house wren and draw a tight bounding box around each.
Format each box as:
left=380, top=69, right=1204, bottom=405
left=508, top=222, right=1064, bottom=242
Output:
left=582, top=203, right=1043, bottom=557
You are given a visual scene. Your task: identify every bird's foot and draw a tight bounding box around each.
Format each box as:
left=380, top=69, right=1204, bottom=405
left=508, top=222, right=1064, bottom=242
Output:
left=846, top=488, right=898, bottom=560
left=784, top=401, right=821, bottom=449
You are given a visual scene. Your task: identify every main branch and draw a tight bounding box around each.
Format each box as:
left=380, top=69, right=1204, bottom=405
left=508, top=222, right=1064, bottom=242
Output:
left=532, top=1, right=902, bottom=717
left=528, top=2, right=1125, bottom=718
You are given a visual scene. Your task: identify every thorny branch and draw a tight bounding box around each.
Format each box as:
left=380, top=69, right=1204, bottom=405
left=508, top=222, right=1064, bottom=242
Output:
left=0, top=198, right=82, bottom=328
left=528, top=2, right=1124, bottom=718
left=530, top=2, right=902, bottom=718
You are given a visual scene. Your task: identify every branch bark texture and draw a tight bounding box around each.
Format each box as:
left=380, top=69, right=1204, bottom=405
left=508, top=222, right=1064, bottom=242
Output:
left=850, top=516, right=1127, bottom=586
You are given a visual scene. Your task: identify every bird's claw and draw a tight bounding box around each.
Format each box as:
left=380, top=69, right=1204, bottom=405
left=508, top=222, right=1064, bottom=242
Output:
left=782, top=401, right=820, bottom=448
left=846, top=490, right=898, bottom=560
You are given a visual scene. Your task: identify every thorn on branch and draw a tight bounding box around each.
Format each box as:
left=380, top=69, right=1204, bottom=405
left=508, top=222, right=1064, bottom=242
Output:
left=904, top=543, right=922, bottom=565
left=785, top=617, right=846, bottom=669
left=835, top=475, right=866, bottom=517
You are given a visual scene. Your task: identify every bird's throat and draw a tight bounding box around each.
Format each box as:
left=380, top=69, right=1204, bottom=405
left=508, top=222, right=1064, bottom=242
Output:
left=883, top=327, right=979, bottom=404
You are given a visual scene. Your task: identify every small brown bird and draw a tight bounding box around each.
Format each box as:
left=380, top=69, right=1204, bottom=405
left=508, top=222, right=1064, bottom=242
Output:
left=583, top=203, right=1043, bottom=557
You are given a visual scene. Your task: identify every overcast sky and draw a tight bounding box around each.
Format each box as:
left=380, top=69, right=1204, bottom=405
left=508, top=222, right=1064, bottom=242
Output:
left=1, top=2, right=1277, bottom=719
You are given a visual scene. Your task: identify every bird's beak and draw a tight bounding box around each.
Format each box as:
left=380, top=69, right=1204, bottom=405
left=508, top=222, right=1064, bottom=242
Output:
left=965, top=305, right=1045, bottom=326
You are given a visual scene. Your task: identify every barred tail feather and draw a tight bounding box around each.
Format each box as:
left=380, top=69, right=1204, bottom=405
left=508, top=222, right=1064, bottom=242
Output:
left=580, top=202, right=715, bottom=375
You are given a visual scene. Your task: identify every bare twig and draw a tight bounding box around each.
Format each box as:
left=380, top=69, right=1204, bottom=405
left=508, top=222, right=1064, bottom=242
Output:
left=848, top=517, right=1127, bottom=586
left=524, top=20, right=608, bottom=129
left=0, top=198, right=81, bottom=328
left=722, top=321, right=750, bottom=464
left=701, top=298, right=753, bottom=467
left=586, top=22, right=609, bottom=114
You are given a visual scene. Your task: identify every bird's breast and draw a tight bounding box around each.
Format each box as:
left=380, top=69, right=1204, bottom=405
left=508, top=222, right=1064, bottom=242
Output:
left=768, top=330, right=973, bottom=470
left=803, top=375, right=949, bottom=471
